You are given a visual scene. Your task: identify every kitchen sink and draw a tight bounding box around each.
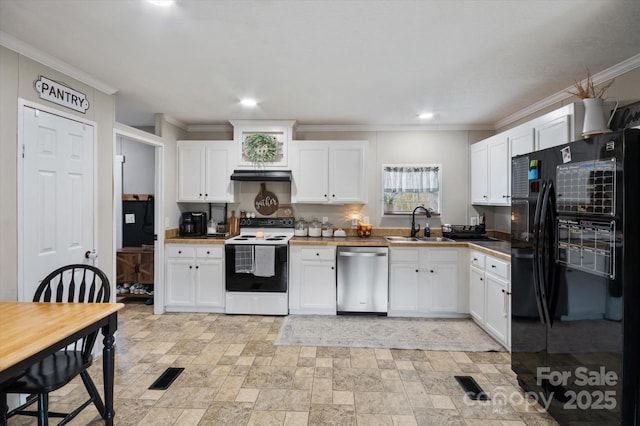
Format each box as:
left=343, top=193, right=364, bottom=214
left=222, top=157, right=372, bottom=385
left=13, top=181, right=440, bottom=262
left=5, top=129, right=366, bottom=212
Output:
left=385, top=236, right=454, bottom=243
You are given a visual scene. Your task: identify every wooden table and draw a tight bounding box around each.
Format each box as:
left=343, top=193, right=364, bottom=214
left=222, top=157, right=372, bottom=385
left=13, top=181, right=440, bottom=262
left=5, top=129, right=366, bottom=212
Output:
left=0, top=301, right=124, bottom=425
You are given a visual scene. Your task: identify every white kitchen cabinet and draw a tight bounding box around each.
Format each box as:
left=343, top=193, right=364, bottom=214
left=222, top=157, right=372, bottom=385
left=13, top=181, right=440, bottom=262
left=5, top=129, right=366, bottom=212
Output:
left=469, top=266, right=485, bottom=323
left=470, top=140, right=488, bottom=204
left=389, top=248, right=420, bottom=314
left=471, top=135, right=510, bottom=206
left=289, top=245, right=337, bottom=314
left=485, top=273, right=510, bottom=346
left=536, top=115, right=570, bottom=151
left=165, top=244, right=225, bottom=312
left=290, top=140, right=367, bottom=204
left=389, top=247, right=465, bottom=317
left=177, top=140, right=237, bottom=202
left=509, top=128, right=535, bottom=158
left=467, top=249, right=511, bottom=349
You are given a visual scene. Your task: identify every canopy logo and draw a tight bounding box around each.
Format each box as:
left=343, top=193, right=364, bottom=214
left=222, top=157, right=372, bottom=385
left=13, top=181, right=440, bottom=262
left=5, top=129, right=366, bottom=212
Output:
left=34, top=76, right=89, bottom=113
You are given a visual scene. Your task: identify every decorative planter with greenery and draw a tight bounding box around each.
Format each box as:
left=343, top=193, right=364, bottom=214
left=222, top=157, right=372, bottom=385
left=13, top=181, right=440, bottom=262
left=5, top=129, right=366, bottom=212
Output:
left=566, top=69, right=617, bottom=136
left=384, top=193, right=396, bottom=213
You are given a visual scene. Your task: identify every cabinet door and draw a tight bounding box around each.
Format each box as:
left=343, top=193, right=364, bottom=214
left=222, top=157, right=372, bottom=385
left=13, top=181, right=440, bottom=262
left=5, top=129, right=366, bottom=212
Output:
left=509, top=128, right=534, bottom=157
left=299, top=261, right=336, bottom=313
left=469, top=266, right=485, bottom=322
left=204, top=142, right=236, bottom=202
left=487, top=137, right=510, bottom=205
left=116, top=252, right=138, bottom=283
left=389, top=264, right=419, bottom=314
left=177, top=142, right=205, bottom=202
left=536, top=115, right=569, bottom=151
left=137, top=252, right=154, bottom=284
left=421, top=262, right=458, bottom=313
left=195, top=259, right=224, bottom=307
left=166, top=259, right=194, bottom=306
left=291, top=143, right=330, bottom=203
left=470, top=141, right=488, bottom=204
left=485, top=274, right=509, bottom=346
left=329, top=143, right=366, bottom=203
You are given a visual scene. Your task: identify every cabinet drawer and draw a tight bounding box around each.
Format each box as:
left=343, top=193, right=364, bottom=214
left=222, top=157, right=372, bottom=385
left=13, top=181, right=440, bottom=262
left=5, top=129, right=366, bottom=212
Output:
left=390, top=248, right=419, bottom=263
left=470, top=251, right=486, bottom=269
left=486, top=256, right=509, bottom=280
left=166, top=246, right=195, bottom=258
left=300, top=247, right=335, bottom=261
left=196, top=246, right=223, bottom=259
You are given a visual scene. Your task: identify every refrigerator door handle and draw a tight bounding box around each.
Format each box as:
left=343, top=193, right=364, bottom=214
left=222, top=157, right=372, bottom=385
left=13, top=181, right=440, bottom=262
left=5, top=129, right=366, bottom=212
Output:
left=532, top=180, right=547, bottom=325
left=538, top=180, right=554, bottom=328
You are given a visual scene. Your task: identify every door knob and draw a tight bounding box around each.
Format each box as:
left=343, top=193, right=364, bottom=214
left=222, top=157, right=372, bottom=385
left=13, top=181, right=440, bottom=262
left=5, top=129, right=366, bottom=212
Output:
left=84, top=250, right=98, bottom=260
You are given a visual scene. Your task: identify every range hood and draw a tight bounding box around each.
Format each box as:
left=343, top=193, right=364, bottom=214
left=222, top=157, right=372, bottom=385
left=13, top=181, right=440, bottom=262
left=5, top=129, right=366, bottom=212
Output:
left=230, top=170, right=292, bottom=182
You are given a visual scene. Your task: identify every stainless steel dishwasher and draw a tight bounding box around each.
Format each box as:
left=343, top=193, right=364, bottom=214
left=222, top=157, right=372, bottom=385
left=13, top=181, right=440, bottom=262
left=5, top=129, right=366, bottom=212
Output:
left=337, top=246, right=389, bottom=314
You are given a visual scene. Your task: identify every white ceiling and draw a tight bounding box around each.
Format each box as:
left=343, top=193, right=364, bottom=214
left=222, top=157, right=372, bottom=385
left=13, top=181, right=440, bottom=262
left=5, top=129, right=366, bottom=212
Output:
left=1, top=0, right=640, bottom=130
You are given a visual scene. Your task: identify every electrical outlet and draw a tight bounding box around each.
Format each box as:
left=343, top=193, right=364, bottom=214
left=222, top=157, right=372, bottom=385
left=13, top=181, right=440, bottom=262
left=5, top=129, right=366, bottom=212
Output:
left=470, top=217, right=477, bottom=225
left=125, top=213, right=135, bottom=224
left=363, top=216, right=370, bottom=224
left=322, top=217, right=328, bottom=224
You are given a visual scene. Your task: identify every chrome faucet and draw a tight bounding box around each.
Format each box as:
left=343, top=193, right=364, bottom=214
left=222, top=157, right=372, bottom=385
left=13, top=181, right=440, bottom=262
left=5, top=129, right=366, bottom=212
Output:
left=410, top=206, right=431, bottom=238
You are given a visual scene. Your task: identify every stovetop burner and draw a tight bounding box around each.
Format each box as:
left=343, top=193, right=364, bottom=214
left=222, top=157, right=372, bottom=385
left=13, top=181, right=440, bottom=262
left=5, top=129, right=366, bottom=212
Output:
left=225, top=218, right=295, bottom=245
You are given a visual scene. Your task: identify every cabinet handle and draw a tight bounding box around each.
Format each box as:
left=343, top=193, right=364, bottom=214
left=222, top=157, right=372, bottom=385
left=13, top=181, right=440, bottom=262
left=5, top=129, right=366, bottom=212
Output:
left=503, top=288, right=508, bottom=315
left=332, top=194, right=336, bottom=198
left=480, top=277, right=483, bottom=281
left=316, top=253, right=320, bottom=256
left=189, top=265, right=193, bottom=269
left=195, top=265, right=199, bottom=269
left=503, top=195, right=511, bottom=198
left=491, top=264, right=496, bottom=268
left=178, top=250, right=182, bottom=254
left=430, top=269, right=434, bottom=273
left=331, top=266, right=334, bottom=270
left=415, top=269, right=419, bottom=273
left=199, top=193, right=202, bottom=197
left=206, top=251, right=210, bottom=254
left=483, top=195, right=487, bottom=198
left=324, top=194, right=328, bottom=198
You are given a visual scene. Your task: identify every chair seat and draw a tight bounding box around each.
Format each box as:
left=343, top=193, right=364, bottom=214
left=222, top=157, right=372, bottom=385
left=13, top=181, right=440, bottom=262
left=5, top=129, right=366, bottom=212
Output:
left=4, top=352, right=93, bottom=394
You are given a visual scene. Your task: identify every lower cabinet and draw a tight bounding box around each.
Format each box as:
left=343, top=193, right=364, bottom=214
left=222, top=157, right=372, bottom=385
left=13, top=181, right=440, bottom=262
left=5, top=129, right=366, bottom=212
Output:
left=389, top=247, right=467, bottom=317
left=165, top=244, right=225, bottom=312
left=289, top=245, right=336, bottom=314
left=468, top=249, right=511, bottom=349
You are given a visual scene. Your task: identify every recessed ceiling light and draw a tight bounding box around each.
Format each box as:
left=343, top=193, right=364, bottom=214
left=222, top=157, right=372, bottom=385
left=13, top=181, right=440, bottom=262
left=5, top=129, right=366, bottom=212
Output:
left=418, top=112, right=434, bottom=120
left=240, top=98, right=258, bottom=107
left=147, top=0, right=175, bottom=6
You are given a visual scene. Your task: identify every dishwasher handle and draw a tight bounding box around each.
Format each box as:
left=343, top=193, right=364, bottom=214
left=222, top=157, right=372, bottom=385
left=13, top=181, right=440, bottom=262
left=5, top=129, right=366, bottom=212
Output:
left=338, top=252, right=388, bottom=257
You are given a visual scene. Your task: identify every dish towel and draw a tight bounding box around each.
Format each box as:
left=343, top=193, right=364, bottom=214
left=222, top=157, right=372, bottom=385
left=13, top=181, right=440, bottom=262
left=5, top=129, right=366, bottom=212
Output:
left=253, top=246, right=275, bottom=277
left=235, top=246, right=254, bottom=273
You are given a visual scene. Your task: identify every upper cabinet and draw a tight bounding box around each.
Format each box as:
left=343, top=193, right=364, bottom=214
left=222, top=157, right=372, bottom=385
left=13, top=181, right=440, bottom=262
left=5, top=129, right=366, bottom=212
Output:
left=471, top=135, right=510, bottom=206
left=290, top=140, right=368, bottom=204
left=471, top=103, right=583, bottom=206
left=177, top=140, right=238, bottom=203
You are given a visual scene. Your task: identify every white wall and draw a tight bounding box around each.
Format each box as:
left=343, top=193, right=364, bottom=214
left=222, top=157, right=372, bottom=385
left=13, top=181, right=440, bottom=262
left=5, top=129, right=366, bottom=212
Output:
left=119, top=136, right=156, bottom=195
left=0, top=46, right=116, bottom=300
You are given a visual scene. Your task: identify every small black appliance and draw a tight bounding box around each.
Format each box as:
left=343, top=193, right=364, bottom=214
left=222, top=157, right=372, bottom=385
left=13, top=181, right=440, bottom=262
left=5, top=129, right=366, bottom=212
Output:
left=179, top=212, right=207, bottom=237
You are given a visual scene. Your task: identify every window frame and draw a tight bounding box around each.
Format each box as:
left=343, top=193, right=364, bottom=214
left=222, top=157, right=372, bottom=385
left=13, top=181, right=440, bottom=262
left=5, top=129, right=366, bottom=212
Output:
left=381, top=163, right=443, bottom=216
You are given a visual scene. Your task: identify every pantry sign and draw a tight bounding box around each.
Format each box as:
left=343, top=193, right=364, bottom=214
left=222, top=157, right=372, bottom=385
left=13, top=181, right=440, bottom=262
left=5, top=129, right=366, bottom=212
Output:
left=34, top=76, right=90, bottom=113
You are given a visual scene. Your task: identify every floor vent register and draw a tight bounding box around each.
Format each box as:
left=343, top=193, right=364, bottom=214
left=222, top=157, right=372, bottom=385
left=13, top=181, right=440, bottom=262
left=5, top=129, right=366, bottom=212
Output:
left=148, top=367, right=184, bottom=390
left=454, top=375, right=490, bottom=401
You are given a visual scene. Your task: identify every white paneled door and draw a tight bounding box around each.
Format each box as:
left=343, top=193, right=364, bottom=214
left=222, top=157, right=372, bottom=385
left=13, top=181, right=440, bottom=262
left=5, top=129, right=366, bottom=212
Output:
left=20, top=106, right=95, bottom=301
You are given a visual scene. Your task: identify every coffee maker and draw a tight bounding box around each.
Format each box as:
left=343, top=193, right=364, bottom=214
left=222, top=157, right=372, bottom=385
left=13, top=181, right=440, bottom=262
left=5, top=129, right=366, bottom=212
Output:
left=179, top=212, right=207, bottom=237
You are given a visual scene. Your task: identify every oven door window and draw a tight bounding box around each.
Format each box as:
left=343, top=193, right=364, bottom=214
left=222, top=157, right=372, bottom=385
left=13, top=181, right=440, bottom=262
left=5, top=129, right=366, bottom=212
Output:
left=225, top=245, right=288, bottom=292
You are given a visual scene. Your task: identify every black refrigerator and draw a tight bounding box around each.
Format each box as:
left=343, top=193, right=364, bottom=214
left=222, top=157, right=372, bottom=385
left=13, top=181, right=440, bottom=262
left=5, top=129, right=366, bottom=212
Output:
left=511, top=129, right=640, bottom=425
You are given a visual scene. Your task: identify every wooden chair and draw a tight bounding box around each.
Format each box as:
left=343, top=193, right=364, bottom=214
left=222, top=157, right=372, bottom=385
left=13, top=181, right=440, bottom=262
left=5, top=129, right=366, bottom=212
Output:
left=0, top=264, right=111, bottom=425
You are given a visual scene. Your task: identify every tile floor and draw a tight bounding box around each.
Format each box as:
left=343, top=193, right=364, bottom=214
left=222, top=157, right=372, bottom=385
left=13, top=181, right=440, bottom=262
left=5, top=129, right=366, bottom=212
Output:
left=8, top=303, right=559, bottom=425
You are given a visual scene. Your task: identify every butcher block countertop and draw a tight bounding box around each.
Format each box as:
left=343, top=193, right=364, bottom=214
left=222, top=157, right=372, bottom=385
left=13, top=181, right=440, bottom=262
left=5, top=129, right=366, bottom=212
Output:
left=291, top=237, right=511, bottom=261
left=163, top=228, right=511, bottom=260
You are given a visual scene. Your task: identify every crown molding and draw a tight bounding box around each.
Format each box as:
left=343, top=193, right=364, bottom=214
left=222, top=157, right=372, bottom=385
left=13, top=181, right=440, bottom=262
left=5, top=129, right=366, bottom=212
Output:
left=161, top=114, right=188, bottom=130
left=187, top=123, right=233, bottom=133
left=295, top=123, right=495, bottom=132
left=495, top=53, right=640, bottom=129
left=0, top=31, right=118, bottom=95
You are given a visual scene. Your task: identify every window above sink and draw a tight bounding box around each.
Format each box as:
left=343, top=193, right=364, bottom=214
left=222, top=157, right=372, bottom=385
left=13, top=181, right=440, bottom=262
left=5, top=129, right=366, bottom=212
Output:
left=382, top=164, right=442, bottom=216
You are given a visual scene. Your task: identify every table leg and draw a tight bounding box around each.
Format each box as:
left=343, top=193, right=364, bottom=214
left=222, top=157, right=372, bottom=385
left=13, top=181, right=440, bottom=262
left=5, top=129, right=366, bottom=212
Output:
left=101, top=313, right=118, bottom=426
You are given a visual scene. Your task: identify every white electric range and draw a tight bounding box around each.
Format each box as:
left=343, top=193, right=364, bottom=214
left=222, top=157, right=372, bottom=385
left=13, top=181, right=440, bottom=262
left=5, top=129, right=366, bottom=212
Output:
left=224, top=218, right=294, bottom=315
